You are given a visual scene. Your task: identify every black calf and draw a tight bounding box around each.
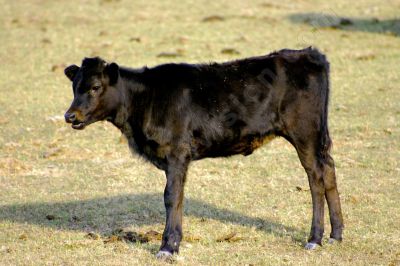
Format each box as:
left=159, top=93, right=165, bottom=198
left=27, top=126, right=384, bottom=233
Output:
left=64, top=47, right=343, bottom=258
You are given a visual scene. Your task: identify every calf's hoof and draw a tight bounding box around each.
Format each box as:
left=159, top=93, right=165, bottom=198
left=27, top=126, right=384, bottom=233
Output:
left=328, top=238, right=341, bottom=245
left=304, top=242, right=319, bottom=250
left=156, top=250, right=173, bottom=261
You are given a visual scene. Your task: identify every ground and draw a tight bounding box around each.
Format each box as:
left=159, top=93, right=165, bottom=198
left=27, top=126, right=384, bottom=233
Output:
left=0, top=0, right=399, bottom=265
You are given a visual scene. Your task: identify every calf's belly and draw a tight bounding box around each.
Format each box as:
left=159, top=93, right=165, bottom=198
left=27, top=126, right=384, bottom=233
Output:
left=191, top=133, right=276, bottom=159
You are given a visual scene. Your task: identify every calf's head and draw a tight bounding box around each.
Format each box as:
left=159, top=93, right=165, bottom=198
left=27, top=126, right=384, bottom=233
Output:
left=64, top=57, right=120, bottom=130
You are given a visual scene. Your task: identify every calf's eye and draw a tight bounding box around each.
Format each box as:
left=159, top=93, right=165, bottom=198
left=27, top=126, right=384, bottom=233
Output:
left=91, top=85, right=101, bottom=92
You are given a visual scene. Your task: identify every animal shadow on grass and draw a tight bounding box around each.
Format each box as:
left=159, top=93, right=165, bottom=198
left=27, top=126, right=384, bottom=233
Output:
left=288, top=12, right=400, bottom=37
left=0, top=193, right=306, bottom=249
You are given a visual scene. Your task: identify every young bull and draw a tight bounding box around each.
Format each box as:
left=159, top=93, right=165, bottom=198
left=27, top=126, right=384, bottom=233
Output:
left=64, top=47, right=343, bottom=259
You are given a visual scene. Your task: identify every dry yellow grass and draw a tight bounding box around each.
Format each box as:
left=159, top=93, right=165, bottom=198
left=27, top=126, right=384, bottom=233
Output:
left=0, top=0, right=399, bottom=265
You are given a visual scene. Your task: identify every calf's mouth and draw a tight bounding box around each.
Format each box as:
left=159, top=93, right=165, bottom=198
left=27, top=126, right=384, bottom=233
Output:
left=71, top=121, right=86, bottom=130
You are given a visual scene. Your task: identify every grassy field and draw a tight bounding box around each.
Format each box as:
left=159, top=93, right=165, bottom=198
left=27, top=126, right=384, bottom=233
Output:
left=1, top=0, right=399, bottom=265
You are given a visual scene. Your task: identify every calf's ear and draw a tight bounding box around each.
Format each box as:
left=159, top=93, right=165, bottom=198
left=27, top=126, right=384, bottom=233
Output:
left=64, top=65, right=80, bottom=81
left=106, top=62, right=119, bottom=85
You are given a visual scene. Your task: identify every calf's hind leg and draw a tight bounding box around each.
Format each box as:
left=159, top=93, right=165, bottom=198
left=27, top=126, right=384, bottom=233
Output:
left=322, top=154, right=343, bottom=243
left=290, top=136, right=343, bottom=249
left=294, top=141, right=326, bottom=250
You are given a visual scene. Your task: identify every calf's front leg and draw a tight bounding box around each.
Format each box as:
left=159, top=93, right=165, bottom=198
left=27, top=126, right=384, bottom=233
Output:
left=156, top=155, right=189, bottom=259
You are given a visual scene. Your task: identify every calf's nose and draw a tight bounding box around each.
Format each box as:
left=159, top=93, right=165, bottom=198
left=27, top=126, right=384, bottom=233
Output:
left=64, top=112, right=76, bottom=123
